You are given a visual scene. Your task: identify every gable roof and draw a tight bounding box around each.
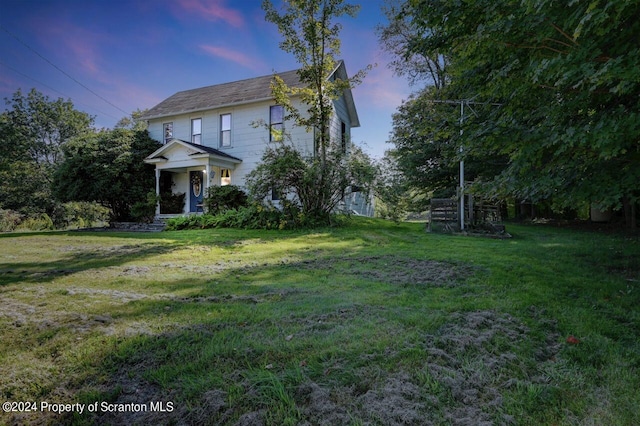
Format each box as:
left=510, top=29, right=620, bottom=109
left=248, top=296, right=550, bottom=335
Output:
left=332, top=61, right=360, bottom=128
left=144, top=139, right=242, bottom=164
left=142, top=61, right=359, bottom=128
left=142, top=69, right=302, bottom=121
left=179, top=140, right=242, bottom=162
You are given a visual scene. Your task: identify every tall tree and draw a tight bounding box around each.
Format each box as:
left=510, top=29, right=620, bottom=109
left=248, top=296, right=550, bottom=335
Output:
left=0, top=89, right=94, bottom=215
left=254, top=0, right=374, bottom=221
left=263, top=0, right=369, bottom=164
left=377, top=0, right=448, bottom=89
left=385, top=0, right=640, bottom=225
left=53, top=128, right=160, bottom=221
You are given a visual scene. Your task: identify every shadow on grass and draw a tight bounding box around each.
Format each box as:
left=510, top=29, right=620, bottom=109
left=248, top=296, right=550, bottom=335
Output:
left=17, top=252, right=490, bottom=425
left=3, top=221, right=640, bottom=424
left=0, top=241, right=182, bottom=286
left=3, top=223, right=640, bottom=425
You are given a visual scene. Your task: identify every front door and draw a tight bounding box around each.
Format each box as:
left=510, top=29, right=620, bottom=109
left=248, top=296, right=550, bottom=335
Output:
left=189, top=171, right=204, bottom=212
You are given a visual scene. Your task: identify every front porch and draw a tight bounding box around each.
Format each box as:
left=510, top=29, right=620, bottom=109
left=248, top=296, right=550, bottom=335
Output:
left=144, top=139, right=242, bottom=216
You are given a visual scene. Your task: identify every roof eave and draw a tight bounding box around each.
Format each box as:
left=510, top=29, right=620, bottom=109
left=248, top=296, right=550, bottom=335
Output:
left=190, top=152, right=243, bottom=164
left=141, top=94, right=305, bottom=122
left=332, top=61, right=360, bottom=128
left=144, top=157, right=168, bottom=164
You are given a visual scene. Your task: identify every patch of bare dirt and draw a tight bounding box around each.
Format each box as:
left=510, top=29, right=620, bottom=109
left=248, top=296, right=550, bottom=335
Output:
left=65, top=286, right=148, bottom=302
left=91, top=372, right=184, bottom=426
left=0, top=290, right=116, bottom=334
left=298, top=255, right=480, bottom=287
left=421, top=310, right=528, bottom=425
left=358, top=373, right=432, bottom=425
left=291, top=310, right=535, bottom=425
left=170, top=289, right=302, bottom=305
left=19, top=308, right=561, bottom=426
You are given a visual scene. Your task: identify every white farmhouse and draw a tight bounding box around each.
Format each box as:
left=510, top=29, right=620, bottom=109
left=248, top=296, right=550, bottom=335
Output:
left=142, top=61, right=372, bottom=217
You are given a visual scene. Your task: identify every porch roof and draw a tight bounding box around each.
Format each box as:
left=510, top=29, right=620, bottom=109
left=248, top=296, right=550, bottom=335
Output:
left=179, top=140, right=242, bottom=162
left=144, top=139, right=242, bottom=166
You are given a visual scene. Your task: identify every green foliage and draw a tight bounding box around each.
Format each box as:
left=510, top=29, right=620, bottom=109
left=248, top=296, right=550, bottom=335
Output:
left=245, top=144, right=375, bottom=224
left=0, top=89, right=94, bottom=217
left=16, top=213, right=54, bottom=231
left=160, top=192, right=185, bottom=214
left=53, top=201, right=110, bottom=229
left=0, top=202, right=110, bottom=231
left=386, top=0, right=640, bottom=225
left=130, top=192, right=159, bottom=224
left=114, top=108, right=149, bottom=131
left=259, top=0, right=374, bottom=223
left=53, top=128, right=161, bottom=221
left=0, top=209, right=22, bottom=232
left=263, top=0, right=369, bottom=162
left=377, top=0, right=448, bottom=89
left=203, top=185, right=248, bottom=215
left=373, top=156, right=410, bottom=222
left=164, top=201, right=344, bottom=231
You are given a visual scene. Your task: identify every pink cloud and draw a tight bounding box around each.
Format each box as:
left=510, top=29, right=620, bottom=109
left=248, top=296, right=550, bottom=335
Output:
left=31, top=17, right=107, bottom=77
left=67, top=38, right=101, bottom=75
left=200, top=44, right=263, bottom=71
left=175, top=0, right=244, bottom=28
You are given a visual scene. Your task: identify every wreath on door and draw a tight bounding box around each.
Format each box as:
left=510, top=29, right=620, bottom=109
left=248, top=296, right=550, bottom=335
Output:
left=191, top=174, right=202, bottom=197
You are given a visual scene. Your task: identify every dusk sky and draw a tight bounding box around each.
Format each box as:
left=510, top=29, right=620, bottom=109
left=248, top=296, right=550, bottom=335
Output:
left=0, top=0, right=414, bottom=158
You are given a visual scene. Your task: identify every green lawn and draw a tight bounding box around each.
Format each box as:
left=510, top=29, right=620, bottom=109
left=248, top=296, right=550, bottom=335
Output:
left=1, top=219, right=638, bottom=425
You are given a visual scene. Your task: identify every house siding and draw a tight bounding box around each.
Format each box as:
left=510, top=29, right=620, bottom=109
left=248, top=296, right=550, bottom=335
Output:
left=329, top=96, right=351, bottom=152
left=144, top=61, right=372, bottom=216
left=147, top=98, right=315, bottom=191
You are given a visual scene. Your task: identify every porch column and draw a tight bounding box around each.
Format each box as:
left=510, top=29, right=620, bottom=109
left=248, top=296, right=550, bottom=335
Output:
left=155, top=169, right=161, bottom=216
left=205, top=164, right=211, bottom=193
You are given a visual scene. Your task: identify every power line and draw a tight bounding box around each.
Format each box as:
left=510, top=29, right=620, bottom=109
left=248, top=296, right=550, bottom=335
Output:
left=0, top=60, right=121, bottom=121
left=0, top=24, right=129, bottom=116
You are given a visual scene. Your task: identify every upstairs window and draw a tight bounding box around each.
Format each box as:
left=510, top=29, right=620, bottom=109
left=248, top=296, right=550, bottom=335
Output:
left=269, top=105, right=284, bottom=141
left=191, top=118, right=202, bottom=144
left=341, top=121, right=347, bottom=154
left=163, top=122, right=173, bottom=144
left=271, top=186, right=280, bottom=201
left=220, top=113, right=231, bottom=147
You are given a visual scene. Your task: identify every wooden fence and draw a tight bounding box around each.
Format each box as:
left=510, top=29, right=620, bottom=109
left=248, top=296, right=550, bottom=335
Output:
left=428, top=198, right=459, bottom=232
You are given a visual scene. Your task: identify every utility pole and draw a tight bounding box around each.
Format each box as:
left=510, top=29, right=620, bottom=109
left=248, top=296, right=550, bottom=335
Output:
left=426, top=98, right=501, bottom=232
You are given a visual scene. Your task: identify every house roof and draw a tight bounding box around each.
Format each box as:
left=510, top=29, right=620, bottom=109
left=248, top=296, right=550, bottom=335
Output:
left=332, top=61, right=360, bottom=128
left=141, top=61, right=360, bottom=127
left=141, top=69, right=302, bottom=121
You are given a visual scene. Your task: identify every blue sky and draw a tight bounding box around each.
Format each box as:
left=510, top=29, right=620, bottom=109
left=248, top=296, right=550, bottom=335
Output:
left=0, top=0, right=413, bottom=157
